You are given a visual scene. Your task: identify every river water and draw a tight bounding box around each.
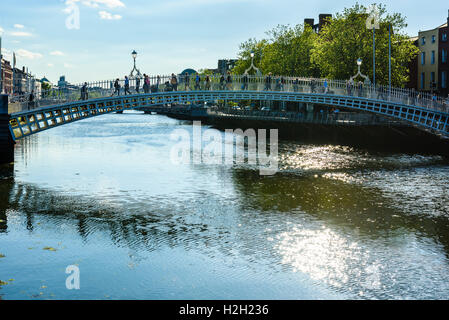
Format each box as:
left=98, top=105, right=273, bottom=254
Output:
left=1, top=111, right=449, bottom=300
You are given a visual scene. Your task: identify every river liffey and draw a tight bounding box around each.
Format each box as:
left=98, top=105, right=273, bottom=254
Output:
left=1, top=111, right=449, bottom=300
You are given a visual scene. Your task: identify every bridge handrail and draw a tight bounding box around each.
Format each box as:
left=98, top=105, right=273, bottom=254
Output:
left=6, top=74, right=449, bottom=114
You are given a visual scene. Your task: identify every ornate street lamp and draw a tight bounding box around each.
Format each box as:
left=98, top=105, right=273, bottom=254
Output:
left=130, top=50, right=142, bottom=78
left=350, top=58, right=370, bottom=84
left=244, top=50, right=262, bottom=75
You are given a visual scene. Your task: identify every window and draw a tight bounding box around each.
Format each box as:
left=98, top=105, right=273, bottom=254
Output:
left=422, top=36, right=426, bottom=45
left=431, top=72, right=435, bottom=86
left=443, top=49, right=448, bottom=63
left=443, top=33, right=448, bottom=42
left=431, top=50, right=435, bottom=64
left=421, top=72, right=425, bottom=89
left=432, top=35, right=436, bottom=43
left=421, top=52, right=426, bottom=65
left=443, top=71, right=447, bottom=89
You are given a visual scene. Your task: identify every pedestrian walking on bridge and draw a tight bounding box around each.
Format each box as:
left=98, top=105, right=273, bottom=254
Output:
left=195, top=73, right=201, bottom=90
left=80, top=82, right=88, bottom=100
left=242, top=74, right=248, bottom=90
left=112, top=79, right=121, bottom=96
left=205, top=75, right=211, bottom=90
left=135, top=77, right=141, bottom=93
left=124, top=76, right=131, bottom=95
left=184, top=73, right=190, bottom=91
left=28, top=90, right=35, bottom=110
left=226, top=72, right=232, bottom=90
left=156, top=75, right=161, bottom=92
left=170, top=73, right=178, bottom=91
left=264, top=73, right=272, bottom=91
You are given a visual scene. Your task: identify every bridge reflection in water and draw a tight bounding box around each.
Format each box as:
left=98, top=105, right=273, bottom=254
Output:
left=1, top=113, right=449, bottom=299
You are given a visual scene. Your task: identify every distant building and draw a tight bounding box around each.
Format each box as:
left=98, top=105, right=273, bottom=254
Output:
left=179, top=68, right=197, bottom=76
left=58, top=75, right=68, bottom=88
left=40, top=77, right=51, bottom=86
left=218, top=59, right=238, bottom=74
left=13, top=67, right=28, bottom=95
left=1, top=58, right=13, bottom=94
left=304, top=14, right=332, bottom=33
left=178, top=68, right=197, bottom=83
left=438, top=13, right=449, bottom=96
left=416, top=11, right=449, bottom=95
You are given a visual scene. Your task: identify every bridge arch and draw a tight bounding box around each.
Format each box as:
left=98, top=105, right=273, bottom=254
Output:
left=8, top=90, right=449, bottom=140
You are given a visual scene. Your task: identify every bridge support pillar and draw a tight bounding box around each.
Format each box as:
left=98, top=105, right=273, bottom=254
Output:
left=0, top=95, right=14, bottom=165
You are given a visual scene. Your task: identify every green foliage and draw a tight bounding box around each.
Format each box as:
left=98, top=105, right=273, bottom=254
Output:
left=261, top=24, right=319, bottom=77
left=198, top=68, right=216, bottom=75
left=232, top=38, right=268, bottom=75
left=311, top=3, right=418, bottom=86
left=233, top=3, right=418, bottom=87
left=41, top=82, right=51, bottom=92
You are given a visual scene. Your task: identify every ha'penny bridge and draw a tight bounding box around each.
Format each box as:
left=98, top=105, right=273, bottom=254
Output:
left=1, top=75, right=449, bottom=164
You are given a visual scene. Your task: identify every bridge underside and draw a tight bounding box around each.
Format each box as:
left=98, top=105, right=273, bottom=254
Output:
left=8, top=91, right=449, bottom=140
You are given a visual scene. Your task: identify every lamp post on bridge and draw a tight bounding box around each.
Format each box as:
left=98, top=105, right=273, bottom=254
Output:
left=350, top=58, right=370, bottom=83
left=350, top=58, right=371, bottom=97
left=130, top=50, right=142, bottom=78
left=244, top=50, right=262, bottom=76
left=244, top=50, right=265, bottom=109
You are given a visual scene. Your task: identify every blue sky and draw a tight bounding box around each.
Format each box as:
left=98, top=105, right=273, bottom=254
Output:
left=0, top=0, right=448, bottom=84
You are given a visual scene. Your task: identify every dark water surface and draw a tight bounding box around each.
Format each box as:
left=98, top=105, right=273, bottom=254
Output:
left=1, top=111, right=449, bottom=300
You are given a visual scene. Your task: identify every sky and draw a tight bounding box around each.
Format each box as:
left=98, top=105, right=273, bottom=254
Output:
left=0, top=0, right=448, bottom=84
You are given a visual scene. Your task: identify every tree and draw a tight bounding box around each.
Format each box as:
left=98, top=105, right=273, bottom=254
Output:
left=41, top=81, right=52, bottom=97
left=233, top=25, right=319, bottom=77
left=260, top=24, right=319, bottom=77
left=198, top=68, right=216, bottom=75
left=311, top=3, right=418, bottom=86
left=232, top=38, right=267, bottom=75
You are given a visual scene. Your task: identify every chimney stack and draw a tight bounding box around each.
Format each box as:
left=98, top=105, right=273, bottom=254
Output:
left=304, top=19, right=314, bottom=29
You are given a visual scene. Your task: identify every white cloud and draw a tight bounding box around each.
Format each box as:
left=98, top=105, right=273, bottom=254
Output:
left=10, top=31, right=33, bottom=37
left=14, top=24, right=25, bottom=29
left=82, top=1, right=99, bottom=8
left=0, top=26, right=4, bottom=35
left=50, top=51, right=65, bottom=56
left=67, top=0, right=125, bottom=9
left=16, top=49, right=43, bottom=60
left=47, top=63, right=54, bottom=67
left=99, top=10, right=122, bottom=20
left=64, top=63, right=74, bottom=68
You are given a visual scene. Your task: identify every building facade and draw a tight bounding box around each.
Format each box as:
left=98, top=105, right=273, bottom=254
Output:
left=438, top=18, right=449, bottom=96
left=13, top=67, right=28, bottom=95
left=12, top=67, right=40, bottom=96
left=416, top=11, right=449, bottom=94
left=1, top=58, right=13, bottom=94
left=218, top=59, right=238, bottom=75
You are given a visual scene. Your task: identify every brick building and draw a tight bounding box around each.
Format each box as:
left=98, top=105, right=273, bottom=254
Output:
left=1, top=58, right=13, bottom=94
left=415, top=11, right=449, bottom=95
left=438, top=14, right=449, bottom=96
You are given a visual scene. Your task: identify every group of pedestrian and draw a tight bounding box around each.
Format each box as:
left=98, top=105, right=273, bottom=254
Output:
left=345, top=80, right=364, bottom=97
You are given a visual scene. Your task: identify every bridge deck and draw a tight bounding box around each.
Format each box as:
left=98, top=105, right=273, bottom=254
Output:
left=6, top=88, right=449, bottom=140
